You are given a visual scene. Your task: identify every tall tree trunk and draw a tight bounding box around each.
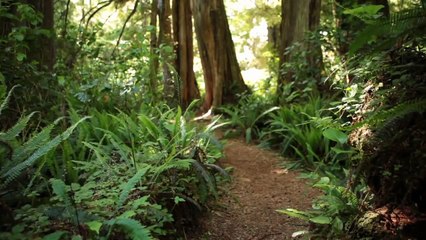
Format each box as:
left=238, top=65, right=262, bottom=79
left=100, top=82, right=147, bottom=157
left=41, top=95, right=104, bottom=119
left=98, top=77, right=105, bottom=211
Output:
left=158, top=0, right=175, bottom=105
left=192, top=0, right=248, bottom=111
left=27, top=0, right=56, bottom=71
left=172, top=0, right=200, bottom=109
left=277, top=0, right=322, bottom=96
left=149, top=0, right=159, bottom=101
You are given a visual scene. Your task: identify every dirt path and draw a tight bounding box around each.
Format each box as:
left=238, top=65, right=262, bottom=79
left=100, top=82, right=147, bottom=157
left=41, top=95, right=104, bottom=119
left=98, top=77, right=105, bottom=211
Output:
left=190, top=138, right=319, bottom=240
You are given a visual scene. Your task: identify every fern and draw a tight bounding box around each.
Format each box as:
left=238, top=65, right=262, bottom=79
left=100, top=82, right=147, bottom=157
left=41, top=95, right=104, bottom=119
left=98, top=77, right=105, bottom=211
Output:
left=108, top=218, right=152, bottom=240
left=118, top=166, right=150, bottom=209
left=0, top=85, right=19, bottom=115
left=204, top=163, right=230, bottom=180
left=350, top=6, right=426, bottom=54
left=351, top=98, right=426, bottom=130
left=0, top=112, right=36, bottom=142
left=191, top=160, right=217, bottom=198
left=0, top=117, right=90, bottom=190
left=12, top=118, right=62, bottom=163
left=50, top=178, right=74, bottom=219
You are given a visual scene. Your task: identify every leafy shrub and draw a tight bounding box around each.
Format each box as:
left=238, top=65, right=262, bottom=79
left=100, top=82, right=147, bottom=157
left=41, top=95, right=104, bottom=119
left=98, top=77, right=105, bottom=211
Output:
left=219, top=94, right=278, bottom=143
left=259, top=96, right=335, bottom=168
left=1, top=98, right=227, bottom=239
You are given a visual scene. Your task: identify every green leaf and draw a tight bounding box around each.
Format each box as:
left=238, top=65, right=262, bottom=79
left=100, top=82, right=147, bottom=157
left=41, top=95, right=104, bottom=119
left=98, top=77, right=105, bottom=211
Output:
left=58, top=76, right=66, bottom=86
left=87, top=221, right=103, bottom=234
left=309, top=215, right=332, bottom=224
left=42, top=231, right=67, bottom=240
left=1, top=117, right=90, bottom=190
left=118, top=167, right=150, bottom=209
left=245, top=128, right=252, bottom=143
left=343, top=5, right=384, bottom=20
left=139, top=114, right=160, bottom=139
left=322, top=128, right=348, bottom=144
left=174, top=196, right=185, bottom=204
left=16, top=53, right=26, bottom=62
left=276, top=209, right=312, bottom=221
left=71, top=235, right=83, bottom=240
left=109, top=218, right=152, bottom=240
left=0, top=112, right=36, bottom=142
left=333, top=217, right=344, bottom=231
left=14, top=33, right=25, bottom=41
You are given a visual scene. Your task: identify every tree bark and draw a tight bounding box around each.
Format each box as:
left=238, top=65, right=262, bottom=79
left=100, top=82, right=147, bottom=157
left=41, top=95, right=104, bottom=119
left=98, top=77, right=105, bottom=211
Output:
left=277, top=0, right=322, bottom=96
left=149, top=0, right=159, bottom=101
left=192, top=0, right=248, bottom=111
left=158, top=0, right=175, bottom=105
left=172, top=0, right=200, bottom=109
left=26, top=0, right=56, bottom=71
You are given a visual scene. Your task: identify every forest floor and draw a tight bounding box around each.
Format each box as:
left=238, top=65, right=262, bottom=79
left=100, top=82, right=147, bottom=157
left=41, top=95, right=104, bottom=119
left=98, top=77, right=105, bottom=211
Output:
left=189, top=135, right=319, bottom=240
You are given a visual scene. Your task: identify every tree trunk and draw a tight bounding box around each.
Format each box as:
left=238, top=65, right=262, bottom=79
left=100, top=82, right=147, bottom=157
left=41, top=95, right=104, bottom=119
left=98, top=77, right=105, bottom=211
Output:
left=158, top=0, right=175, bottom=105
left=192, top=0, right=248, bottom=111
left=277, top=0, right=322, bottom=96
left=26, top=0, right=56, bottom=71
left=149, top=0, right=159, bottom=101
left=172, top=0, right=200, bottom=109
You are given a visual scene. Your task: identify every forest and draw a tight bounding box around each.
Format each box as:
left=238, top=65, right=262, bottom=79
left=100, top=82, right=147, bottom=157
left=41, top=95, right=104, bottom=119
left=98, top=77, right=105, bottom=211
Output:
left=0, top=0, right=425, bottom=239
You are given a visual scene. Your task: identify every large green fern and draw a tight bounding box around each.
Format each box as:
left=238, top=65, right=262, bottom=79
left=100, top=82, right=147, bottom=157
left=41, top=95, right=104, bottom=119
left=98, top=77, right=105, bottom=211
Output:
left=350, top=4, right=426, bottom=54
left=117, top=166, right=150, bottom=210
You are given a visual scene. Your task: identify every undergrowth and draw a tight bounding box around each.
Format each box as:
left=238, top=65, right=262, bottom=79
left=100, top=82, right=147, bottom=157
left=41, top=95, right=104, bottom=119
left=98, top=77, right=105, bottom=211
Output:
left=0, top=89, right=227, bottom=239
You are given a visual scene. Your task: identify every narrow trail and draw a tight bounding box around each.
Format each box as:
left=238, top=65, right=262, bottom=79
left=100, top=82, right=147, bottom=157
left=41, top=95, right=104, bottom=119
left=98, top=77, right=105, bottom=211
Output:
left=191, top=137, right=319, bottom=240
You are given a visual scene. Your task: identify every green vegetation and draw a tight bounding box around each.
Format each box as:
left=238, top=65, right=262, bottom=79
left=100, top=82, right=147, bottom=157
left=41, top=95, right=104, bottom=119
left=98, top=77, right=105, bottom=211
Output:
left=1, top=0, right=425, bottom=239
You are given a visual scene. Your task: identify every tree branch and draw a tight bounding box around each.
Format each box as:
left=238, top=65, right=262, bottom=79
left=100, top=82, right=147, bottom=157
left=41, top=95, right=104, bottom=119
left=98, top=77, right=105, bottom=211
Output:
left=111, top=0, right=139, bottom=58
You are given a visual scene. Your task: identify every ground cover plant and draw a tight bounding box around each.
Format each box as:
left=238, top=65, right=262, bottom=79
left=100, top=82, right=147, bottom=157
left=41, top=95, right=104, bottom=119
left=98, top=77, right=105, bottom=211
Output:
left=1, top=0, right=425, bottom=239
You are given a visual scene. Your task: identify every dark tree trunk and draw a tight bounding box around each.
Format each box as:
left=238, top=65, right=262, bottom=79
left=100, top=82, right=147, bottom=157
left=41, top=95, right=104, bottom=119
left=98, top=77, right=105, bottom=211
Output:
left=192, top=0, right=248, bottom=111
left=277, top=0, right=322, bottom=96
left=158, top=0, right=175, bottom=105
left=26, top=0, right=56, bottom=71
left=149, top=0, right=159, bottom=101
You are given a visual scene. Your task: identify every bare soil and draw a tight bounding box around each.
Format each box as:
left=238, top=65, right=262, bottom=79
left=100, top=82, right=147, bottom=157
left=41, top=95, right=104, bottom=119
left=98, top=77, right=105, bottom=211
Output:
left=189, top=137, right=319, bottom=240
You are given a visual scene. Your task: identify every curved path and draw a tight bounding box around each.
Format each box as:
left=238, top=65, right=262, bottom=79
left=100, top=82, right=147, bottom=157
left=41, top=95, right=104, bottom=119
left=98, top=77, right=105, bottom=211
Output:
left=191, top=138, right=319, bottom=240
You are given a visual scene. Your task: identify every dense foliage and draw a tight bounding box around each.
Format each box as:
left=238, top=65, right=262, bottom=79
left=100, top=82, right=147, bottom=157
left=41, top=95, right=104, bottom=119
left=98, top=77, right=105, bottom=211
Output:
left=1, top=0, right=425, bottom=239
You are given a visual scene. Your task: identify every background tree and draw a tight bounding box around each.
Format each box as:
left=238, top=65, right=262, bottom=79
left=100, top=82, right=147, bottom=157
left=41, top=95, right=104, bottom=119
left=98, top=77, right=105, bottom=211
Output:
left=192, top=0, right=249, bottom=111
left=158, top=0, right=175, bottom=105
left=172, top=0, right=200, bottom=109
left=277, top=0, right=322, bottom=97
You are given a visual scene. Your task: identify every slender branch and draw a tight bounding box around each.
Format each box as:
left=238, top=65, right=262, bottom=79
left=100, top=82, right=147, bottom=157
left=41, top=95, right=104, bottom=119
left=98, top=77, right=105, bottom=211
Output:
left=83, top=0, right=114, bottom=31
left=111, top=0, right=139, bottom=58
left=62, top=0, right=71, bottom=37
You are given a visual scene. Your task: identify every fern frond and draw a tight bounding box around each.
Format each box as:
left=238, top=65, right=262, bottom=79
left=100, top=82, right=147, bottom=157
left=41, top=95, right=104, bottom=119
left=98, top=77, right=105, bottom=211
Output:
left=0, top=112, right=36, bottom=142
left=50, top=178, right=74, bottom=218
left=191, top=160, right=217, bottom=197
left=155, top=159, right=193, bottom=175
left=0, top=117, right=90, bottom=190
left=118, top=166, right=150, bottom=209
left=12, top=118, right=62, bottom=162
left=0, top=85, right=19, bottom=116
left=108, top=218, right=152, bottom=240
left=204, top=163, right=230, bottom=180
left=355, top=98, right=426, bottom=129
left=139, top=114, right=161, bottom=140
left=350, top=7, right=426, bottom=54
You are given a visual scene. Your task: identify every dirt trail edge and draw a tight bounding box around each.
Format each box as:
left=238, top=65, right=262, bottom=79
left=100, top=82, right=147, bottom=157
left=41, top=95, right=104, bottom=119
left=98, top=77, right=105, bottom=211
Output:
left=190, top=138, right=319, bottom=240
